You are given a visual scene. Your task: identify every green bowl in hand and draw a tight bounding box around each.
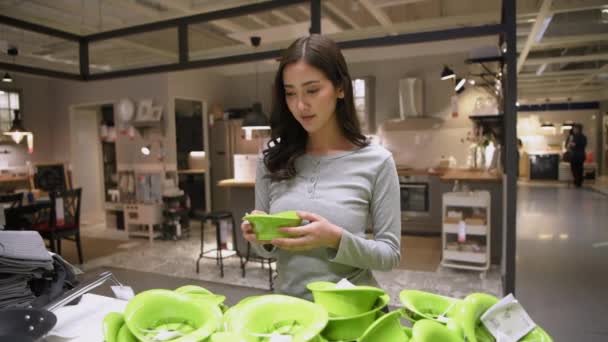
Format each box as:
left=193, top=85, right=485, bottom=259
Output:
left=243, top=211, right=302, bottom=241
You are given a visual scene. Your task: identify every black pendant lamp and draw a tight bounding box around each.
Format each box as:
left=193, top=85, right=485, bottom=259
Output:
left=441, top=65, right=455, bottom=80
left=2, top=72, right=12, bottom=83
left=242, top=36, right=270, bottom=130
left=4, top=109, right=30, bottom=143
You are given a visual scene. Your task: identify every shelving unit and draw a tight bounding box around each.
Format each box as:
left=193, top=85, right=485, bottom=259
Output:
left=441, top=191, right=491, bottom=276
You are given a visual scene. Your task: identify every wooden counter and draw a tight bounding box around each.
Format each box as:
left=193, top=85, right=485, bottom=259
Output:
left=440, top=169, right=502, bottom=182
left=396, top=168, right=445, bottom=176
left=177, top=169, right=206, bottom=175
left=218, top=179, right=255, bottom=187
left=0, top=175, right=29, bottom=183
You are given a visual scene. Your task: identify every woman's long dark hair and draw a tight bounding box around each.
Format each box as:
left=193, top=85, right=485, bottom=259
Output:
left=263, top=34, right=369, bottom=181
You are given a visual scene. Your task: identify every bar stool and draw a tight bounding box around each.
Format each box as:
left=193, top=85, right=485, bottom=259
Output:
left=193, top=210, right=241, bottom=278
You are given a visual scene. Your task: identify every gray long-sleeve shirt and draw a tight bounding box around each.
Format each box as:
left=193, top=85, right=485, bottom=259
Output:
left=251, top=143, right=401, bottom=300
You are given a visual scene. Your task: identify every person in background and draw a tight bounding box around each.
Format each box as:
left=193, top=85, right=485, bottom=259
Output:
left=568, top=123, right=587, bottom=187
left=240, top=34, right=401, bottom=300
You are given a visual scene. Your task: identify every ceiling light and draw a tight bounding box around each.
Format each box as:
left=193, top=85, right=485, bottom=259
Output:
left=516, top=101, right=520, bottom=106
left=541, top=122, right=555, bottom=130
left=468, top=79, right=476, bottom=85
left=602, top=8, right=608, bottom=14
left=141, top=145, right=151, bottom=156
left=455, top=78, right=466, bottom=92
left=2, top=72, right=12, bottom=83
left=440, top=66, right=455, bottom=80
left=560, top=121, right=574, bottom=131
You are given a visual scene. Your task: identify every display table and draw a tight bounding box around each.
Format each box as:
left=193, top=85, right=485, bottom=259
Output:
left=45, top=266, right=270, bottom=341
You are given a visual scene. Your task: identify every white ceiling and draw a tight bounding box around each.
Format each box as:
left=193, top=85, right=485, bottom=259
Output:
left=0, top=0, right=606, bottom=102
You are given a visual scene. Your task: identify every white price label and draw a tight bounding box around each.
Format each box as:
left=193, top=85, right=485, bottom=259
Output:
left=481, top=294, right=536, bottom=342
left=111, top=286, right=135, bottom=301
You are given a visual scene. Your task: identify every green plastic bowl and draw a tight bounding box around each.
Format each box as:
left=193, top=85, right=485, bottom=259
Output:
left=358, top=310, right=409, bottom=342
left=307, top=281, right=387, bottom=317
left=123, top=289, right=223, bottom=342
left=519, top=326, right=554, bottom=342
left=399, top=290, right=460, bottom=323
left=174, top=285, right=228, bottom=311
left=223, top=294, right=328, bottom=342
left=411, top=319, right=464, bottom=342
left=320, top=294, right=390, bottom=341
left=243, top=211, right=302, bottom=241
left=208, top=332, right=247, bottom=342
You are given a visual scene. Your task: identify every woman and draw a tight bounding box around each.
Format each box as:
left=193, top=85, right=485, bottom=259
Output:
left=240, top=34, right=401, bottom=300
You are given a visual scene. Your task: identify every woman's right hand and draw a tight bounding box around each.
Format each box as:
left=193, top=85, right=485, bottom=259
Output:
left=241, top=210, right=266, bottom=244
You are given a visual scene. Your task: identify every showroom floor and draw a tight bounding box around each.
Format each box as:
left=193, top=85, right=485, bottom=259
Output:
left=517, top=184, right=608, bottom=341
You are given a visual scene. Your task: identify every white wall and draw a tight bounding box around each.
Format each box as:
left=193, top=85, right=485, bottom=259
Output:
left=48, top=73, right=172, bottom=168
left=71, top=107, right=104, bottom=223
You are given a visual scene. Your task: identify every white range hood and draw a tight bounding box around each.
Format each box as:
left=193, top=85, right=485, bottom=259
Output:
left=387, top=78, right=443, bottom=131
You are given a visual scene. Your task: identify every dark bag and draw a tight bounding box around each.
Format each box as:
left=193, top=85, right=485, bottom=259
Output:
left=562, top=151, right=571, bottom=162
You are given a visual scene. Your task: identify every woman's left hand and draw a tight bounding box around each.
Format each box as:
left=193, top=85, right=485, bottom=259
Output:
left=271, top=211, right=343, bottom=251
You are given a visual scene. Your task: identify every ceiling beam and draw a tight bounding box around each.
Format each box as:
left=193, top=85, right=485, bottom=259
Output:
left=359, top=0, right=395, bottom=35
left=517, top=0, right=552, bottom=74
left=322, top=2, right=361, bottom=29
left=375, top=0, right=430, bottom=8
left=517, top=0, right=607, bottom=17
left=271, top=10, right=296, bottom=24
left=530, top=33, right=608, bottom=51
left=525, top=53, right=608, bottom=66
left=330, top=12, right=499, bottom=42
left=1, top=8, right=178, bottom=62
left=519, top=68, right=602, bottom=78
left=248, top=14, right=271, bottom=28
left=85, top=0, right=308, bottom=41
left=571, top=64, right=608, bottom=90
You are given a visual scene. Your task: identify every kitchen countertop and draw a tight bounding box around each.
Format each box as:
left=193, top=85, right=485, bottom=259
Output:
left=219, top=168, right=502, bottom=186
left=0, top=174, right=29, bottom=183
left=218, top=179, right=255, bottom=187
left=396, top=168, right=445, bottom=176
left=439, top=169, right=503, bottom=182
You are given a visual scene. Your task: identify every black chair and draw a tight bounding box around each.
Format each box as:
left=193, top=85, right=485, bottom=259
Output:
left=32, top=188, right=83, bottom=264
left=3, top=202, right=46, bottom=231
left=193, top=210, right=276, bottom=289
left=0, top=192, right=24, bottom=208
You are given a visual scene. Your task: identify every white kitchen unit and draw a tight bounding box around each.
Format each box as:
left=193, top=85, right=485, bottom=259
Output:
left=441, top=191, right=491, bottom=276
left=124, top=203, right=163, bottom=241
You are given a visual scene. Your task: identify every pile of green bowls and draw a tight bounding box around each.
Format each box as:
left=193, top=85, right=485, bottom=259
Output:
left=307, top=281, right=390, bottom=341
left=101, top=282, right=554, bottom=342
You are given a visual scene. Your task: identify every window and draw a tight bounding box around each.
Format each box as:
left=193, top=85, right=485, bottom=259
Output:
left=352, top=77, right=375, bottom=134
left=0, top=90, right=20, bottom=133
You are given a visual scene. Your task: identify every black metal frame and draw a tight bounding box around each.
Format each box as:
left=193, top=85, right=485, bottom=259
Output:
left=0, top=0, right=518, bottom=295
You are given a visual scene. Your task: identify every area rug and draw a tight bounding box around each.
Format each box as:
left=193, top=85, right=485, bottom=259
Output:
left=398, top=235, right=442, bottom=272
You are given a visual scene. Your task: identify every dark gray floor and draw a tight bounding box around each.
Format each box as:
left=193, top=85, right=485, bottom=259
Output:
left=517, top=185, right=608, bottom=341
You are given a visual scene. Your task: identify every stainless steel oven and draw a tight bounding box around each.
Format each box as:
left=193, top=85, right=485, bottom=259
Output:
left=399, top=175, right=430, bottom=218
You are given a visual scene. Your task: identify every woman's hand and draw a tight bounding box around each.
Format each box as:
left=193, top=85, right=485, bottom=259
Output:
left=241, top=210, right=267, bottom=244
left=272, top=211, right=343, bottom=251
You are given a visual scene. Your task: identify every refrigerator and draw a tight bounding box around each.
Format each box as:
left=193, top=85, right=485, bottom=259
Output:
left=210, top=119, right=259, bottom=211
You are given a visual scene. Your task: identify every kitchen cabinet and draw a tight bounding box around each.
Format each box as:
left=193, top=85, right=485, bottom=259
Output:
left=529, top=153, right=559, bottom=180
